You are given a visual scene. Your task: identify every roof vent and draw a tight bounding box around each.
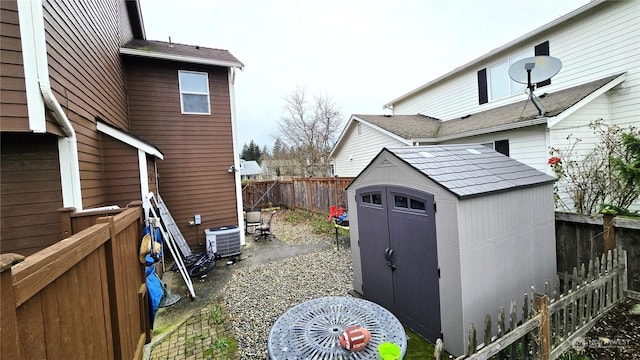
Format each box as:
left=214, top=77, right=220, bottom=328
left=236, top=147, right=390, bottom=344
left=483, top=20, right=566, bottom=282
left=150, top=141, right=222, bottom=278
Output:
left=168, top=36, right=173, bottom=47
left=383, top=114, right=391, bottom=117
left=420, top=151, right=435, bottom=158
left=195, top=45, right=200, bottom=50
left=466, top=149, right=481, bottom=155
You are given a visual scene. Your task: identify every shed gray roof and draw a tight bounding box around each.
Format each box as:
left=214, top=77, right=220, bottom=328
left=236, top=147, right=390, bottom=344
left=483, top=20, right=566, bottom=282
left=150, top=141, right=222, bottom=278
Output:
left=354, top=73, right=623, bottom=142
left=121, top=39, right=244, bottom=69
left=383, top=144, right=556, bottom=198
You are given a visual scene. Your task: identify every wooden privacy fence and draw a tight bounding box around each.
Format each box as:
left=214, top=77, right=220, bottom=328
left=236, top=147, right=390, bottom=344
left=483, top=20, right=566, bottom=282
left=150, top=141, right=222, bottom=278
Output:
left=1, top=205, right=150, bottom=359
left=242, top=177, right=353, bottom=213
left=435, top=248, right=627, bottom=360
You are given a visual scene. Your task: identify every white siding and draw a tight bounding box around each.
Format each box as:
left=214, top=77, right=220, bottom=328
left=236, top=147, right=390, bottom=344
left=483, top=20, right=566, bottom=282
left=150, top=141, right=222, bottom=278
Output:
left=441, top=125, right=549, bottom=173
left=393, top=1, right=639, bottom=129
left=333, top=121, right=407, bottom=177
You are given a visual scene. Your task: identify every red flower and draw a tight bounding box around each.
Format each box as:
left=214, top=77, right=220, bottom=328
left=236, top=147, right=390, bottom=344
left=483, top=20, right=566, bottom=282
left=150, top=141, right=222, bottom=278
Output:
left=548, top=157, right=562, bottom=165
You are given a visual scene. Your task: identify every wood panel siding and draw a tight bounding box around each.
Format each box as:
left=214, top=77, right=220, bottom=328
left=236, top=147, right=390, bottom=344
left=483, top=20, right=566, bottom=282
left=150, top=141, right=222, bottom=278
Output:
left=0, top=0, right=29, bottom=132
left=126, top=58, right=237, bottom=250
left=1, top=133, right=63, bottom=256
left=100, top=133, right=142, bottom=208
left=42, top=0, right=134, bottom=208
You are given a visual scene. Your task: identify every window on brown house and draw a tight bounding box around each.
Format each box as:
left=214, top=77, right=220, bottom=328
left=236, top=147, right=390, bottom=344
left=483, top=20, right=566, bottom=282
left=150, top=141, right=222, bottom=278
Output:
left=178, top=70, right=211, bottom=114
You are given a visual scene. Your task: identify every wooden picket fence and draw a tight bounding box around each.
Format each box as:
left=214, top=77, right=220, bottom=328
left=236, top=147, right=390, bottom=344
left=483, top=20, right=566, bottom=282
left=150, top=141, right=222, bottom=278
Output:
left=435, top=248, right=628, bottom=360
left=242, top=177, right=353, bottom=213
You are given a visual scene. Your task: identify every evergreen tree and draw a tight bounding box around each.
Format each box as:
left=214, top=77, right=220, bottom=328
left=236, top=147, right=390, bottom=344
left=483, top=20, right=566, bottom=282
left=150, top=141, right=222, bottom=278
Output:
left=240, top=140, right=262, bottom=164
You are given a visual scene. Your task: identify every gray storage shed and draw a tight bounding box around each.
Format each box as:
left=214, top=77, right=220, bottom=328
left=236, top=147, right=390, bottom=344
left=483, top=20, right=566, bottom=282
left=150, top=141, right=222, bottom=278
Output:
left=346, top=144, right=557, bottom=356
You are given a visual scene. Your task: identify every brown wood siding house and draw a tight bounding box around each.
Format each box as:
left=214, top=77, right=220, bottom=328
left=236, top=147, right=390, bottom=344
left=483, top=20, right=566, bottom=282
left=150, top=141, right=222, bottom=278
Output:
left=1, top=0, right=243, bottom=256
left=123, top=42, right=244, bottom=250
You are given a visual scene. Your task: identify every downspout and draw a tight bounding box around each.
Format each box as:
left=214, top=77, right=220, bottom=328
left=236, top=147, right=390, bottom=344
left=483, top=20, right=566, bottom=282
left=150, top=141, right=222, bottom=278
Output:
left=40, top=81, right=83, bottom=211
left=20, top=0, right=83, bottom=211
left=228, top=66, right=246, bottom=245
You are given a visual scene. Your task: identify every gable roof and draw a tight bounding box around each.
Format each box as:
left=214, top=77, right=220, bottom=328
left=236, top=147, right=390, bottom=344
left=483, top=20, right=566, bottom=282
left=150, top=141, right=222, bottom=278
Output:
left=120, top=39, right=244, bottom=69
left=338, top=73, right=624, bottom=147
left=383, top=0, right=606, bottom=108
left=353, top=144, right=555, bottom=199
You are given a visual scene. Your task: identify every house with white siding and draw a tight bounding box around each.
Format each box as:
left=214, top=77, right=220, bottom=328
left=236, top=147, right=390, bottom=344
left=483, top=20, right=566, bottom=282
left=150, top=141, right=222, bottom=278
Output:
left=330, top=0, right=639, bottom=210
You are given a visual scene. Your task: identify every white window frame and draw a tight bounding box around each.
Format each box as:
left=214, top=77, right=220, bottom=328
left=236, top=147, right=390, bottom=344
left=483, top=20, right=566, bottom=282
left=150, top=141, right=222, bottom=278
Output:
left=487, top=49, right=532, bottom=101
left=178, top=70, right=211, bottom=115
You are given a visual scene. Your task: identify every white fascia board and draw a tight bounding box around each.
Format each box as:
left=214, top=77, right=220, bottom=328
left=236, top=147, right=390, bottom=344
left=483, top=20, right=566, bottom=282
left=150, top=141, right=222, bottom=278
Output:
left=547, top=73, right=626, bottom=128
left=384, top=0, right=606, bottom=108
left=119, top=47, right=244, bottom=69
left=96, top=121, right=164, bottom=159
left=17, top=0, right=46, bottom=133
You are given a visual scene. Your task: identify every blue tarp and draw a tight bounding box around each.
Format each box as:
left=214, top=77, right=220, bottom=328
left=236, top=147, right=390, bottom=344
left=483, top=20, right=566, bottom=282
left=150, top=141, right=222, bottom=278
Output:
left=143, top=226, right=164, bottom=328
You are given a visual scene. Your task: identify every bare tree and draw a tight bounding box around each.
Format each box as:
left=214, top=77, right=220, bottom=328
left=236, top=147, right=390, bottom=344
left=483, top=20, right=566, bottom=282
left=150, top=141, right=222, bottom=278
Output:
left=278, top=86, right=343, bottom=176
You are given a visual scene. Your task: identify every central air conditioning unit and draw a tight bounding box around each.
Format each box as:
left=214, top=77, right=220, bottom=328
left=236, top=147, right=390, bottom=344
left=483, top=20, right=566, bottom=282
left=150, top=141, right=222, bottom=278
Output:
left=204, top=225, right=241, bottom=258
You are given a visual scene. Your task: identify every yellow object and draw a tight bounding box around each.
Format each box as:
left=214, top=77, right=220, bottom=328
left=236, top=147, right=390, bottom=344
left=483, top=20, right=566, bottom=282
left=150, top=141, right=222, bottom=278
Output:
left=378, top=342, right=401, bottom=360
left=139, top=234, right=161, bottom=264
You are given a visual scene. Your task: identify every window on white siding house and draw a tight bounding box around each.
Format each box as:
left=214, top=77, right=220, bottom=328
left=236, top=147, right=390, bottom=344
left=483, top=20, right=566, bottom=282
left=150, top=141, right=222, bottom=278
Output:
left=482, top=140, right=510, bottom=156
left=478, top=41, right=550, bottom=104
left=178, top=70, right=211, bottom=114
left=487, top=50, right=531, bottom=101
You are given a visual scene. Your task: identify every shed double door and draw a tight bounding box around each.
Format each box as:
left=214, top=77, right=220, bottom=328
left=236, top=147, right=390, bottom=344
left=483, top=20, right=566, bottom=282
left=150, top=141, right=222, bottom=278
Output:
left=356, top=185, right=441, bottom=342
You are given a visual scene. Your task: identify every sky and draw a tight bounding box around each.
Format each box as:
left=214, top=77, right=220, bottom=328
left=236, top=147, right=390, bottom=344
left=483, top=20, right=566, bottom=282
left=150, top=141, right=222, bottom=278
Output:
left=139, top=0, right=590, bottom=151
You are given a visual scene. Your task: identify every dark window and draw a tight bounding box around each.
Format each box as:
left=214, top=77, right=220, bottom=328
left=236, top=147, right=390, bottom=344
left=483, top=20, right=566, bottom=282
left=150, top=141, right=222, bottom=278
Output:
left=495, top=139, right=510, bottom=156
left=477, top=68, right=488, bottom=105
left=394, top=195, right=408, bottom=208
left=534, top=41, right=551, bottom=87
left=371, top=193, right=382, bottom=205
left=410, top=199, right=426, bottom=210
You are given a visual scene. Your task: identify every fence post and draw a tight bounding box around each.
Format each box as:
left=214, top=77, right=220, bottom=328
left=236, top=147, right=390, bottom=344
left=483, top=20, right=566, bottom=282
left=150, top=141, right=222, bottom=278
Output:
left=58, top=207, right=75, bottom=238
left=1, top=253, right=24, bottom=359
left=434, top=338, right=444, bottom=360
left=603, top=213, right=615, bottom=252
left=534, top=294, right=550, bottom=360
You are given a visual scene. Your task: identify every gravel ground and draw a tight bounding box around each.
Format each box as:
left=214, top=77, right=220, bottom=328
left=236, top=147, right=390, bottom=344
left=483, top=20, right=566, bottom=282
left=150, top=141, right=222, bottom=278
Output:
left=223, top=210, right=354, bottom=359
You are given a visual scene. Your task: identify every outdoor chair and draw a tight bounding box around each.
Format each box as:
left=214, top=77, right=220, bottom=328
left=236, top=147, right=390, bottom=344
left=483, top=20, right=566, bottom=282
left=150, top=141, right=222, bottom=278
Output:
left=255, top=210, right=276, bottom=241
left=245, top=210, right=262, bottom=234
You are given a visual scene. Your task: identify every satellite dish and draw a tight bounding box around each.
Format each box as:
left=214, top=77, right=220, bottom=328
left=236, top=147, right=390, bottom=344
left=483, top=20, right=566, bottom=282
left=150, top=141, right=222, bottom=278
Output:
left=508, top=56, right=562, bottom=117
left=508, top=56, right=562, bottom=85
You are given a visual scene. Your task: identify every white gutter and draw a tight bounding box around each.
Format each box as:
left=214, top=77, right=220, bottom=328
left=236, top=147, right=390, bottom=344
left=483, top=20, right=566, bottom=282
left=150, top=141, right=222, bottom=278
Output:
left=119, top=47, right=244, bottom=70
left=228, top=67, right=246, bottom=245
left=19, top=0, right=83, bottom=210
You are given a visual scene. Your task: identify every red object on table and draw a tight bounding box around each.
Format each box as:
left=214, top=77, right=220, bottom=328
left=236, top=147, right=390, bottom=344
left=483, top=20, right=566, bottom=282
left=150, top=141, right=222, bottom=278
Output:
left=339, top=325, right=371, bottom=351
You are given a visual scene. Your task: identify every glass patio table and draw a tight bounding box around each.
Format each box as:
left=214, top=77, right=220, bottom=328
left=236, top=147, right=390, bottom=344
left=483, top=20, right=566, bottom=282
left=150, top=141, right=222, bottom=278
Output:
left=267, top=296, right=407, bottom=359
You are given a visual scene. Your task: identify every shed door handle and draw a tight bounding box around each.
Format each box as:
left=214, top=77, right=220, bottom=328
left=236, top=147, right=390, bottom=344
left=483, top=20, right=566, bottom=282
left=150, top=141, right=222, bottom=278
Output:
left=384, top=248, right=394, bottom=262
